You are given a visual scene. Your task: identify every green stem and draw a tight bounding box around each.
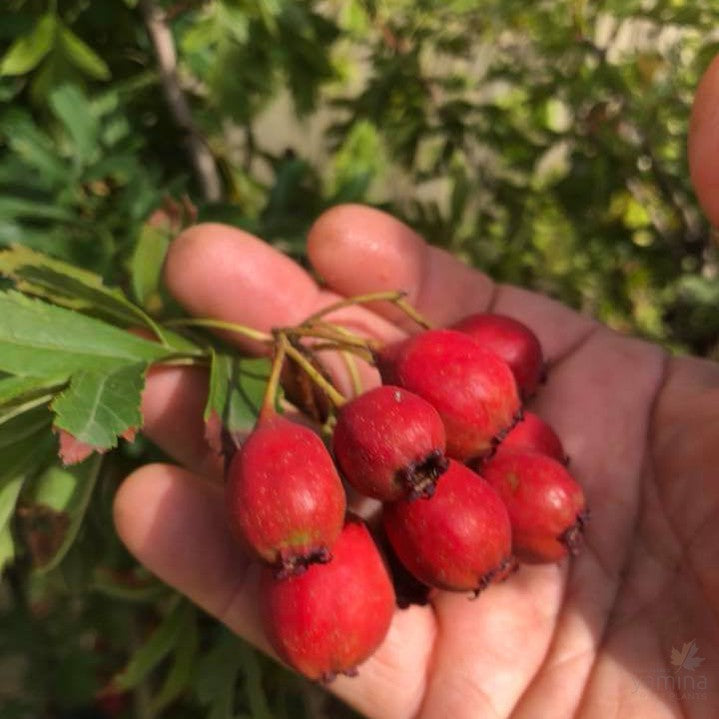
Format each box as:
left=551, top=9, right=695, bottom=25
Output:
left=283, top=341, right=346, bottom=408
left=305, top=342, right=374, bottom=363
left=394, top=297, right=433, bottom=330
left=339, top=350, right=363, bottom=397
left=164, top=318, right=272, bottom=343
left=259, top=336, right=288, bottom=421
left=301, top=290, right=433, bottom=329
left=285, top=323, right=379, bottom=351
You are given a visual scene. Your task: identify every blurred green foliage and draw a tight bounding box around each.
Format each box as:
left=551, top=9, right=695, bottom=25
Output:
left=1, top=0, right=718, bottom=717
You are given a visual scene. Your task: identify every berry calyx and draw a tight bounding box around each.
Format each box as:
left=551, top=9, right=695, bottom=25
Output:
left=260, top=517, right=396, bottom=682
left=480, top=450, right=587, bottom=563
left=377, top=329, right=521, bottom=461
left=225, top=412, right=346, bottom=575
left=382, top=460, right=514, bottom=593
left=332, top=385, right=448, bottom=501
left=451, top=313, right=545, bottom=398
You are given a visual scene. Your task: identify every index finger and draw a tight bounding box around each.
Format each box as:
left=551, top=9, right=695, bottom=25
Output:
left=307, top=204, right=597, bottom=361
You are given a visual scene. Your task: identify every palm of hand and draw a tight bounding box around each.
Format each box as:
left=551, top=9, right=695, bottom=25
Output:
left=114, top=204, right=719, bottom=719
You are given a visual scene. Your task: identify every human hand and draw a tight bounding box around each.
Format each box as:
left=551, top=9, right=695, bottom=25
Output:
left=113, top=55, right=719, bottom=719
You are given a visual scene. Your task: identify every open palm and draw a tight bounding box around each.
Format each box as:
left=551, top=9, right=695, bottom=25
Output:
left=114, top=58, right=719, bottom=719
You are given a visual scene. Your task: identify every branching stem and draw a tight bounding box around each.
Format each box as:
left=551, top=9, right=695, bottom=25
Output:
left=164, top=317, right=272, bottom=343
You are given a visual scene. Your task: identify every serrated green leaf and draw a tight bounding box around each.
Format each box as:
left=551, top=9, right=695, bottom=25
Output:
left=48, top=84, right=99, bottom=165
left=51, top=363, right=145, bottom=450
left=0, top=246, right=200, bottom=353
left=58, top=25, right=110, bottom=81
left=29, top=455, right=102, bottom=572
left=0, top=291, right=176, bottom=377
left=114, top=600, right=188, bottom=691
left=0, top=14, right=56, bottom=76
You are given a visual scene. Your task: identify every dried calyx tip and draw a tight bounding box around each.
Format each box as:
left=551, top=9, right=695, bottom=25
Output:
left=320, top=666, right=358, bottom=684
left=559, top=509, right=590, bottom=556
left=491, top=407, right=525, bottom=447
left=274, top=546, right=332, bottom=579
left=397, top=449, right=449, bottom=500
left=471, top=555, right=519, bottom=598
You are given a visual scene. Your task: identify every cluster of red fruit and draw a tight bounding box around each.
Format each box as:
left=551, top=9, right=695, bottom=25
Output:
left=224, top=309, right=588, bottom=683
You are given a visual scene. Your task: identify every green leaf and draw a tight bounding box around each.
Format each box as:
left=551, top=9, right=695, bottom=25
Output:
left=0, top=291, right=177, bottom=377
left=29, top=455, right=102, bottom=572
left=130, top=223, right=171, bottom=311
left=0, top=246, right=200, bottom=353
left=237, top=642, right=273, bottom=719
left=0, top=405, right=53, bottom=447
left=0, top=196, right=75, bottom=222
left=48, top=84, right=99, bottom=165
left=91, top=569, right=167, bottom=602
left=204, top=352, right=268, bottom=450
left=149, top=607, right=199, bottom=714
left=114, top=600, right=189, bottom=691
left=0, top=374, right=68, bottom=409
left=0, top=13, right=56, bottom=76
left=0, top=408, right=56, bottom=561
left=0, top=109, right=69, bottom=185
left=194, top=629, right=243, bottom=719
left=58, top=25, right=111, bottom=81
left=51, top=363, right=145, bottom=450
left=0, top=524, right=15, bottom=572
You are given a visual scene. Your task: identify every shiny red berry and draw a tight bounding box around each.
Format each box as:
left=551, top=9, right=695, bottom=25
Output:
left=496, top=411, right=567, bottom=464
left=377, top=329, right=521, bottom=461
left=382, top=460, right=515, bottom=593
left=332, top=385, right=448, bottom=501
left=260, top=517, right=395, bottom=682
left=452, top=313, right=545, bottom=398
left=481, top=450, right=587, bottom=562
left=225, top=413, right=346, bottom=575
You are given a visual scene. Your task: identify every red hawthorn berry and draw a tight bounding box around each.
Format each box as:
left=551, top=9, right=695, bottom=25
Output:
left=225, top=412, right=346, bottom=575
left=452, top=313, right=545, bottom=398
left=382, top=460, right=515, bottom=593
left=377, top=329, right=521, bottom=461
left=481, top=450, right=588, bottom=562
left=260, top=517, right=396, bottom=682
left=332, top=385, right=448, bottom=501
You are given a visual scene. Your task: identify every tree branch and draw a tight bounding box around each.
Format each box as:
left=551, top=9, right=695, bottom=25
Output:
left=139, top=0, right=222, bottom=202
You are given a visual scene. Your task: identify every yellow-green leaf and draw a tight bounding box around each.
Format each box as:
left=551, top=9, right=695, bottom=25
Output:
left=0, top=14, right=56, bottom=76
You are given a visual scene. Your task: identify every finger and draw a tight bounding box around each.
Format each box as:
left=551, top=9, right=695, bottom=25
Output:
left=164, top=222, right=403, bottom=394
left=420, top=565, right=565, bottom=719
left=689, top=52, right=719, bottom=227
left=114, top=464, right=435, bottom=719
left=141, top=365, right=224, bottom=480
left=147, top=221, right=403, bottom=480
left=307, top=204, right=597, bottom=362
left=164, top=222, right=403, bottom=350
